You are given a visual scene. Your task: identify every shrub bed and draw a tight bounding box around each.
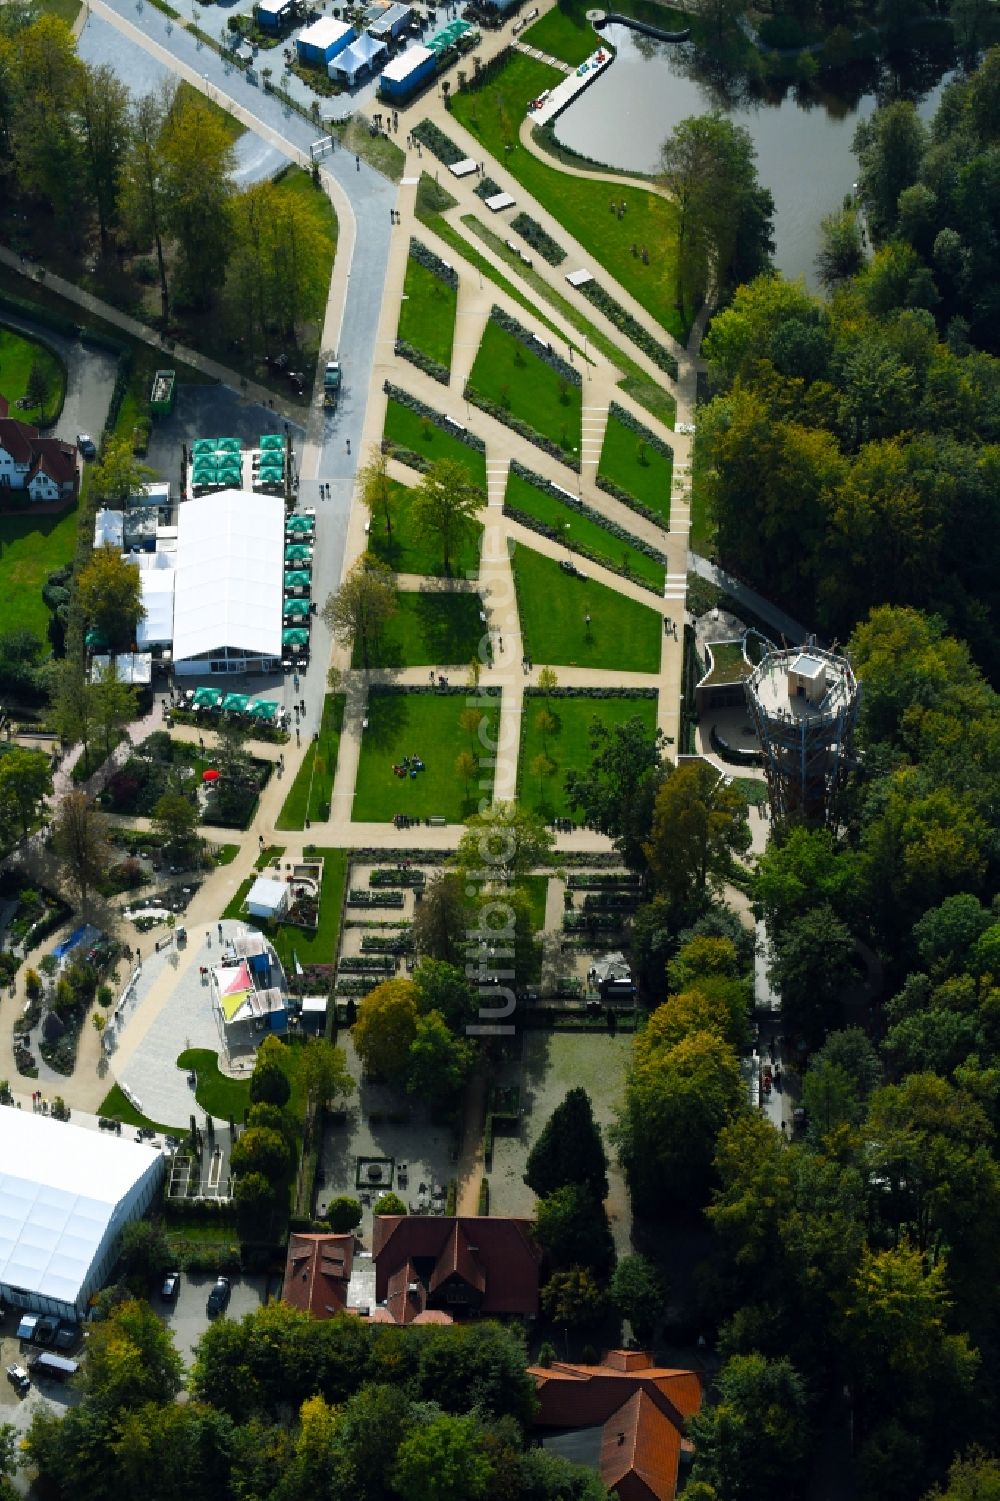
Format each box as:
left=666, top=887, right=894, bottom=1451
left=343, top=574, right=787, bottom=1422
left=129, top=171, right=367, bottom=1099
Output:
left=489, top=305, right=580, bottom=387
left=579, top=281, right=679, bottom=379
left=466, top=388, right=581, bottom=469
left=394, top=338, right=450, bottom=385
left=474, top=175, right=502, bottom=200
left=410, top=237, right=459, bottom=289
left=383, top=383, right=486, bottom=453
left=606, top=400, right=672, bottom=458
left=412, top=119, right=465, bottom=165
left=511, top=212, right=566, bottom=265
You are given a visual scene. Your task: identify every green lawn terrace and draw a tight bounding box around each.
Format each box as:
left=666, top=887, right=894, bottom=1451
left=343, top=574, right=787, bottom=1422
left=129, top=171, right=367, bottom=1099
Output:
left=512, top=545, right=663, bottom=672
left=449, top=53, right=689, bottom=342
left=352, top=591, right=486, bottom=669
left=598, top=407, right=673, bottom=526
left=353, top=689, right=500, bottom=823
left=466, top=315, right=582, bottom=459
left=383, top=398, right=487, bottom=488
left=368, top=479, right=483, bottom=578
left=504, top=466, right=665, bottom=592
left=519, top=691, right=659, bottom=820
left=396, top=254, right=458, bottom=376
left=276, top=693, right=345, bottom=830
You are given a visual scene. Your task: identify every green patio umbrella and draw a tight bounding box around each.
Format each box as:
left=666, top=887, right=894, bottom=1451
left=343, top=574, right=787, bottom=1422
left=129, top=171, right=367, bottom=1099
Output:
left=259, top=434, right=285, bottom=451
left=285, top=544, right=312, bottom=565
left=249, top=699, right=278, bottom=722
left=192, top=687, right=223, bottom=710
left=284, top=570, right=311, bottom=594
left=192, top=438, right=217, bottom=457
left=258, top=468, right=284, bottom=486
left=218, top=437, right=241, bottom=453
left=284, top=596, right=310, bottom=619
left=282, top=627, right=310, bottom=648
left=285, top=515, right=315, bottom=536
left=222, top=691, right=250, bottom=714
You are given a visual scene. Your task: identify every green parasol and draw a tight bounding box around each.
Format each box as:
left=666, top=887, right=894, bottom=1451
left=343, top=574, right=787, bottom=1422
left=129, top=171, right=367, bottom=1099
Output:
left=284, top=596, right=310, bottom=619
left=221, top=691, right=250, bottom=713
left=249, top=699, right=278, bottom=721
left=192, top=687, right=223, bottom=709
left=282, top=627, right=309, bottom=647
left=285, top=514, right=315, bottom=535
left=285, top=544, right=312, bottom=565
left=284, top=570, right=311, bottom=593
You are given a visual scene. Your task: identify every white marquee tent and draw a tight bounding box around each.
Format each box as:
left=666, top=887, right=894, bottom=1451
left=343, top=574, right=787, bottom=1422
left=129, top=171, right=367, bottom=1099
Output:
left=0, top=1110, right=164, bottom=1318
left=172, top=490, right=284, bottom=675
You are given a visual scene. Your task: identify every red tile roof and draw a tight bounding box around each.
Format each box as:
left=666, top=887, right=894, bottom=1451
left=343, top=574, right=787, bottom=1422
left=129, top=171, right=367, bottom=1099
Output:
left=372, top=1216, right=539, bottom=1320
left=30, top=438, right=77, bottom=491
left=529, top=1352, right=701, bottom=1501
left=0, top=416, right=38, bottom=464
left=282, top=1232, right=354, bottom=1320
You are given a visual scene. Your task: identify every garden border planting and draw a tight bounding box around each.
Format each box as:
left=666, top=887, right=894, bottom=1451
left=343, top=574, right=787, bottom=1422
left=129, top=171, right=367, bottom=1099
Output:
left=579, top=279, right=679, bottom=379
left=511, top=212, right=567, bottom=266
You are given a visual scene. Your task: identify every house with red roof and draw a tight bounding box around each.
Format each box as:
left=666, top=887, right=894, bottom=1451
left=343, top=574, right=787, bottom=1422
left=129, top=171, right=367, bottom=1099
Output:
left=282, top=1232, right=354, bottom=1319
left=0, top=414, right=78, bottom=504
left=528, top=1350, right=702, bottom=1501
left=371, top=1215, right=540, bottom=1325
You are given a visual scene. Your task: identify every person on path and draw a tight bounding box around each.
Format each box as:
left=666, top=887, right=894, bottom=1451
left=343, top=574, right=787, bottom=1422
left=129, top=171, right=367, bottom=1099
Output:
left=346, top=437, right=351, bottom=454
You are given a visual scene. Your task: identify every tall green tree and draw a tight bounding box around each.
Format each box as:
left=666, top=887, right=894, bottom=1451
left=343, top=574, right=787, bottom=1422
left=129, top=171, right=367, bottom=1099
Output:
left=75, top=62, right=129, bottom=249
left=645, top=760, right=750, bottom=913
left=77, top=546, right=145, bottom=651
left=410, top=459, right=486, bottom=576
left=524, top=1087, right=609, bottom=1202
left=565, top=714, right=665, bottom=871
left=0, top=746, right=51, bottom=844
left=321, top=552, right=396, bottom=671
left=352, top=978, right=419, bottom=1082
left=689, top=1354, right=813, bottom=1501
left=392, top=1413, right=493, bottom=1501
left=853, top=100, right=927, bottom=240
left=406, top=1009, right=473, bottom=1105
left=90, top=658, right=138, bottom=759
left=120, top=85, right=175, bottom=320
left=534, top=1183, right=615, bottom=1274
left=454, top=802, right=555, bottom=885
left=159, top=89, right=236, bottom=308
left=52, top=791, right=110, bottom=912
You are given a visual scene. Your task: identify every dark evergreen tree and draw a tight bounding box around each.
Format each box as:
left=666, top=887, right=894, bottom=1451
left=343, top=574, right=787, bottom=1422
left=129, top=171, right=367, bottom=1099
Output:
left=524, top=1087, right=609, bottom=1202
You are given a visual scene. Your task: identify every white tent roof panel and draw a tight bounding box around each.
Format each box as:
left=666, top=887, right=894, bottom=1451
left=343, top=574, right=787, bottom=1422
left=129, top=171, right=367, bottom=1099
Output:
left=172, top=490, right=284, bottom=664
left=136, top=563, right=176, bottom=648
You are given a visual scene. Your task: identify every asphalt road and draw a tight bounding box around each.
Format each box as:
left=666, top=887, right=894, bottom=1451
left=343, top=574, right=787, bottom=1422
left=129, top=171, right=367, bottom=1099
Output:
left=0, top=307, right=118, bottom=448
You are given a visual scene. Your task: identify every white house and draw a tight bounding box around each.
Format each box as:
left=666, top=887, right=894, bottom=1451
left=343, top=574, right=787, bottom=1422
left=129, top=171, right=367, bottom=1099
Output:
left=0, top=415, right=78, bottom=504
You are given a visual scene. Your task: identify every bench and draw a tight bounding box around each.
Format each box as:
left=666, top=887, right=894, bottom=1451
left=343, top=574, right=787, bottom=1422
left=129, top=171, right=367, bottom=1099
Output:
left=428, top=815, right=447, bottom=826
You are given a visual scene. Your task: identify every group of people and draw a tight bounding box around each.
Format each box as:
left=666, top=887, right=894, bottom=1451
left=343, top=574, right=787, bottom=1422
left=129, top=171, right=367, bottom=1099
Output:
left=393, top=754, right=426, bottom=779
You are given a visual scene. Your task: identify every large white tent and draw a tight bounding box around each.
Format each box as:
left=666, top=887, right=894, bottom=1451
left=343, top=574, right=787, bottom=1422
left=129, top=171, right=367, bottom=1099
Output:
left=0, top=1110, right=164, bottom=1319
left=135, top=552, right=177, bottom=648
left=172, top=490, right=284, bottom=675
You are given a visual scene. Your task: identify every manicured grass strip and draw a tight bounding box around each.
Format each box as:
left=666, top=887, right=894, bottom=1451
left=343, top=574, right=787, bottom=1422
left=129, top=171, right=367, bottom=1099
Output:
left=0, top=326, right=66, bottom=427
left=468, top=320, right=582, bottom=453
left=505, top=468, right=664, bottom=590
left=369, top=479, right=482, bottom=578
left=519, top=692, right=659, bottom=819
left=397, top=256, right=458, bottom=372
left=97, top=1085, right=183, bottom=1136
left=521, top=6, right=600, bottom=65
left=511, top=545, right=662, bottom=672
left=521, top=873, right=550, bottom=933
left=353, top=691, right=500, bottom=822
left=214, top=844, right=241, bottom=865
left=0, top=505, right=79, bottom=640
left=354, top=591, right=484, bottom=669
left=276, top=694, right=346, bottom=829
left=598, top=408, right=672, bottom=523
left=384, top=398, right=487, bottom=487
left=176, top=1048, right=252, bottom=1119
left=459, top=215, right=676, bottom=428
left=449, top=53, right=688, bottom=341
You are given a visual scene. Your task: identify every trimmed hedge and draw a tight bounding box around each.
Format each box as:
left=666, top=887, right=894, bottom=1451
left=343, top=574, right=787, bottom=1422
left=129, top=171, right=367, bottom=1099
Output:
left=410, top=237, right=459, bottom=289
left=489, top=305, right=580, bottom=388
left=477, top=1176, right=489, bottom=1214
left=579, top=280, right=679, bottom=379
left=595, top=473, right=668, bottom=529
left=511, top=213, right=566, bottom=266
left=383, top=382, right=486, bottom=453
left=412, top=119, right=465, bottom=166
left=524, top=685, right=657, bottom=700
left=394, top=337, right=450, bottom=385
left=456, top=46, right=512, bottom=91
left=509, top=458, right=665, bottom=569
left=710, top=727, right=764, bottom=767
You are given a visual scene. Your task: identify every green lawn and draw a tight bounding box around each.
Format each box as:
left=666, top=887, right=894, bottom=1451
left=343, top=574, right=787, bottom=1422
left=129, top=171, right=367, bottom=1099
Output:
left=355, top=591, right=485, bottom=669
left=398, top=257, right=458, bottom=372
left=276, top=694, right=346, bottom=829
left=521, top=873, right=550, bottom=933
left=598, top=409, right=673, bottom=524
left=468, top=319, right=582, bottom=454
left=266, top=849, right=349, bottom=979
left=505, top=468, right=664, bottom=590
left=511, top=545, right=663, bottom=671
left=353, top=691, right=500, bottom=822
left=521, top=6, right=600, bottom=65
left=369, top=479, right=482, bottom=578
left=0, top=504, right=79, bottom=639
left=36, top=0, right=82, bottom=23
left=97, top=1085, right=183, bottom=1136
left=0, top=326, right=66, bottom=427
left=383, top=398, right=487, bottom=487
left=176, top=1048, right=252, bottom=1120
left=449, top=54, right=687, bottom=340
left=519, top=692, right=659, bottom=819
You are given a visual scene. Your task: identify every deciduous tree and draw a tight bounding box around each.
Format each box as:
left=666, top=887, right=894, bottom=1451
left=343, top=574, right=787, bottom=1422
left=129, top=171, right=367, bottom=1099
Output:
left=52, top=791, right=110, bottom=912
left=540, top=1266, right=605, bottom=1327
left=77, top=546, right=145, bottom=651
left=297, top=1037, right=353, bottom=1111
left=454, top=802, right=554, bottom=885
left=645, top=760, right=750, bottom=913
left=352, top=977, right=419, bottom=1082
left=406, top=1009, right=473, bottom=1105
left=565, top=713, right=665, bottom=871
left=392, top=1413, right=493, bottom=1501
left=0, top=746, right=51, bottom=844
left=321, top=552, right=396, bottom=670
left=159, top=88, right=236, bottom=308
left=689, top=1354, right=812, bottom=1501
left=609, top=1254, right=665, bottom=1339
left=410, top=458, right=486, bottom=575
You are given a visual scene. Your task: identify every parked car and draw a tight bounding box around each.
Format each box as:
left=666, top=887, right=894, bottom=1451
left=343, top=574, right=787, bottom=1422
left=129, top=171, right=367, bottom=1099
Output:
left=76, top=432, right=97, bottom=459
left=161, top=1271, right=180, bottom=1301
left=6, top=1364, right=30, bottom=1395
left=206, top=1277, right=231, bottom=1316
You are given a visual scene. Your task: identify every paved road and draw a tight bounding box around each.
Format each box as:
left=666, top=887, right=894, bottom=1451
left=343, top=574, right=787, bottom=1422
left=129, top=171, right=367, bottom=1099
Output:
left=0, top=306, right=118, bottom=447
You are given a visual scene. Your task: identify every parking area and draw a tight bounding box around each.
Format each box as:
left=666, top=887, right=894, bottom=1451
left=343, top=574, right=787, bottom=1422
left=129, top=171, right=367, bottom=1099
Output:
left=157, top=1270, right=268, bottom=1368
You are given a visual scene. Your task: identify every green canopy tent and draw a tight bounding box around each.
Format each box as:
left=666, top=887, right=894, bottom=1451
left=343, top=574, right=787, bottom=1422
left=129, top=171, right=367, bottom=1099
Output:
left=217, top=438, right=242, bottom=453
left=192, top=687, right=223, bottom=710
left=284, top=570, right=311, bottom=595
left=285, top=515, right=315, bottom=536
left=284, top=597, right=310, bottom=619
left=282, top=627, right=310, bottom=649
left=285, top=544, right=313, bottom=566
left=192, top=439, right=218, bottom=457
left=259, top=434, right=286, bottom=452
left=221, top=692, right=250, bottom=714
left=248, top=699, right=279, bottom=722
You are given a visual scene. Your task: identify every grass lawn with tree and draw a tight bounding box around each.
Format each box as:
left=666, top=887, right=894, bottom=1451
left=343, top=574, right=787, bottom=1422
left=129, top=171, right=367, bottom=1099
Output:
left=175, top=1048, right=251, bottom=1119
left=383, top=398, right=487, bottom=486
left=467, top=319, right=582, bottom=454
left=512, top=546, right=663, bottom=672
left=0, top=326, right=66, bottom=427
left=397, top=257, right=458, bottom=372
left=449, top=54, right=687, bottom=340
left=522, top=0, right=690, bottom=64
left=353, top=691, right=500, bottom=822
left=0, top=505, right=79, bottom=639
left=246, top=849, right=349, bottom=985
left=276, top=693, right=346, bottom=829
left=519, top=692, right=659, bottom=819
left=368, top=479, right=482, bottom=577
left=505, top=468, right=664, bottom=590
left=598, top=408, right=672, bottom=523
left=353, top=591, right=484, bottom=669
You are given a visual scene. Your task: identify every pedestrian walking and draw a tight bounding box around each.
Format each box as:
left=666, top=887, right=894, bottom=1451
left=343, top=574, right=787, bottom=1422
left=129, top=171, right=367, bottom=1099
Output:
left=356, top=154, right=360, bottom=170
left=346, top=437, right=351, bottom=454
left=498, top=634, right=503, bottom=653
left=206, top=931, right=211, bottom=947
left=217, top=922, right=223, bottom=939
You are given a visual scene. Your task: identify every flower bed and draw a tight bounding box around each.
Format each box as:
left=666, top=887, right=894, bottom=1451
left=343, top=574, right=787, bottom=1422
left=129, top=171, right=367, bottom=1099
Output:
left=511, top=212, right=566, bottom=266
left=412, top=119, right=465, bottom=166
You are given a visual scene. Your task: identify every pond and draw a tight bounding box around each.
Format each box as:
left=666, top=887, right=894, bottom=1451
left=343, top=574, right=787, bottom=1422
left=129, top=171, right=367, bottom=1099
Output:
left=553, top=24, right=958, bottom=287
